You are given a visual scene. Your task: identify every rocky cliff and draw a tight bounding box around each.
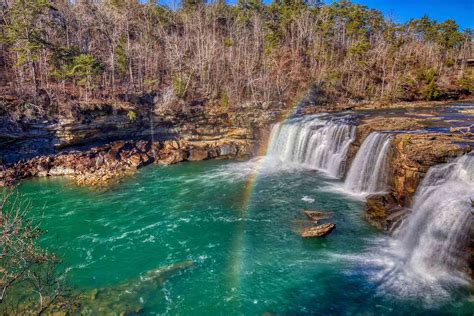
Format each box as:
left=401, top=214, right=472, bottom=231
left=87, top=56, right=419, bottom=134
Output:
left=355, top=113, right=473, bottom=231
left=1, top=98, right=473, bottom=228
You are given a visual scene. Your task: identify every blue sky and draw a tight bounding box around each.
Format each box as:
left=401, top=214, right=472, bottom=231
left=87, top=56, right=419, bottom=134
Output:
left=341, top=0, right=473, bottom=30
left=159, top=0, right=473, bottom=30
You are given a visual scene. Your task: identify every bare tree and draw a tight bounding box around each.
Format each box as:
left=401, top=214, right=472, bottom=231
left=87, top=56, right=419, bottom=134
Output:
left=0, top=1, right=471, bottom=116
left=0, top=190, right=76, bottom=315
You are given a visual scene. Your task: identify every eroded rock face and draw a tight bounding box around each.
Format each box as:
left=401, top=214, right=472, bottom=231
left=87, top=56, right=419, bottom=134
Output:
left=365, top=193, right=404, bottom=230
left=390, top=134, right=471, bottom=206
left=0, top=99, right=283, bottom=164
left=0, top=139, right=256, bottom=187
left=362, top=133, right=471, bottom=231
left=187, top=148, right=209, bottom=161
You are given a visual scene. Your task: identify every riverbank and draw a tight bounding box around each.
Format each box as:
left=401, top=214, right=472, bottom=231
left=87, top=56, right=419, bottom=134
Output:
left=1, top=100, right=473, bottom=219
left=2, top=99, right=473, bottom=314
left=0, top=138, right=254, bottom=187
left=13, top=154, right=473, bottom=315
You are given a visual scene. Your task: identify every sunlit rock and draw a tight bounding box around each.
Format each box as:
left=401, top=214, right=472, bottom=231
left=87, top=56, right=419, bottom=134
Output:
left=300, top=223, right=336, bottom=238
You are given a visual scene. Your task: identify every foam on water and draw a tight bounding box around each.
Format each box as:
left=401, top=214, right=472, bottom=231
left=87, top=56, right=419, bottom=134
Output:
left=346, top=154, right=474, bottom=303
left=16, top=155, right=473, bottom=314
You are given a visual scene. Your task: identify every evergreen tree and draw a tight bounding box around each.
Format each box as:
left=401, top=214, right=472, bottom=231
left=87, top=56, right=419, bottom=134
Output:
left=3, top=0, right=52, bottom=94
left=181, top=0, right=206, bottom=10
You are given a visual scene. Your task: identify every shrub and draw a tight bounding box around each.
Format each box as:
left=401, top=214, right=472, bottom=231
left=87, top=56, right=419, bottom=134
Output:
left=127, top=110, right=137, bottom=121
left=0, top=191, right=76, bottom=314
left=416, top=68, right=442, bottom=100
left=219, top=91, right=229, bottom=108
left=172, top=74, right=187, bottom=99
left=458, top=71, right=474, bottom=93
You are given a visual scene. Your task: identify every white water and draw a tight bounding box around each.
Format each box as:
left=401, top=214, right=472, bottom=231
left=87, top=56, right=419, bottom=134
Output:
left=267, top=116, right=355, bottom=178
left=358, top=154, right=474, bottom=302
left=343, top=132, right=391, bottom=195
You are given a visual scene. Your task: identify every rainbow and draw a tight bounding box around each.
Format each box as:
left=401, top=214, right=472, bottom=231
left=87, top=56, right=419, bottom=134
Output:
left=238, top=97, right=308, bottom=210
left=227, top=98, right=308, bottom=294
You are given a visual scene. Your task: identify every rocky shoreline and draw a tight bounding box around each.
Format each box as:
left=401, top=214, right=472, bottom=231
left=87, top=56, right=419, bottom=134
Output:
left=1, top=100, right=473, bottom=229
left=0, top=138, right=254, bottom=187
left=0, top=96, right=275, bottom=187
left=363, top=132, right=472, bottom=230
left=353, top=113, right=473, bottom=231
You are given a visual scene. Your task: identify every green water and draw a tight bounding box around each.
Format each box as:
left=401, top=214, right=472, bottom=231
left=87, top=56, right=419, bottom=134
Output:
left=17, top=159, right=473, bottom=315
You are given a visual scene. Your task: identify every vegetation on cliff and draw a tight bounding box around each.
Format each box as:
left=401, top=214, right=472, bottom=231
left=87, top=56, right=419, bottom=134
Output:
left=0, top=0, right=472, bottom=121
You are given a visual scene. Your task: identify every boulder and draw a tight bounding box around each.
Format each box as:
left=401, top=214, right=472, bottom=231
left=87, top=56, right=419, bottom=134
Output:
left=135, top=140, right=151, bottom=153
left=300, top=223, right=336, bottom=238
left=364, top=193, right=399, bottom=230
left=127, top=153, right=143, bottom=168
left=49, top=166, right=75, bottom=176
left=158, top=150, right=185, bottom=165
left=163, top=140, right=180, bottom=150
left=218, top=144, right=237, bottom=157
left=187, top=148, right=208, bottom=161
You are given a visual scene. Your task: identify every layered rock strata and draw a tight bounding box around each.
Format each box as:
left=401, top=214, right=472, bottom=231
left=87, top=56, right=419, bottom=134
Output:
left=362, top=132, right=472, bottom=230
left=0, top=139, right=254, bottom=187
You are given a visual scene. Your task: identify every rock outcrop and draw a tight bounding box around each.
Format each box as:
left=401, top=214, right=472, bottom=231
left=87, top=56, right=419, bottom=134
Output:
left=300, top=223, right=336, bottom=238
left=1, top=98, right=473, bottom=235
left=363, top=133, right=471, bottom=231
left=0, top=138, right=255, bottom=187
left=0, top=100, right=286, bottom=164
left=77, top=260, right=194, bottom=315
left=390, top=133, right=472, bottom=205
left=0, top=97, right=289, bottom=186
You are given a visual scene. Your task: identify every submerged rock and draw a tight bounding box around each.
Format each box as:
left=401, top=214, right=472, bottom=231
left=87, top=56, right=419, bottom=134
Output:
left=78, top=260, right=194, bottom=314
left=303, top=210, right=332, bottom=221
left=300, top=223, right=336, bottom=238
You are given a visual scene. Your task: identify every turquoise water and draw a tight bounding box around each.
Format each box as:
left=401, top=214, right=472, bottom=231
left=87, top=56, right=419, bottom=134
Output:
left=17, top=159, right=473, bottom=315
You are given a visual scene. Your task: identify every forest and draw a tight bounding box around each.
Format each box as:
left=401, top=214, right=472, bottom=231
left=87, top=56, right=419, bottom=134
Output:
left=1, top=1, right=474, bottom=315
left=0, top=0, right=473, bottom=118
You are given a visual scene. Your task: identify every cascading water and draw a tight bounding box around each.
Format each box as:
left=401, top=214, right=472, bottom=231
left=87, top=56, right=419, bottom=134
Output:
left=367, top=154, right=474, bottom=301
left=343, top=132, right=391, bottom=195
left=267, top=116, right=355, bottom=178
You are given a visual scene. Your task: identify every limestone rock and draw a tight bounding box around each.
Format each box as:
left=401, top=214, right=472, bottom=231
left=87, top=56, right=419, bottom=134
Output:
left=48, top=166, right=75, bottom=176
left=158, top=150, right=185, bottom=165
left=300, top=223, right=336, bottom=238
left=187, top=148, right=208, bottom=161
left=365, top=193, right=400, bottom=230
left=304, top=210, right=332, bottom=221
left=390, top=133, right=471, bottom=206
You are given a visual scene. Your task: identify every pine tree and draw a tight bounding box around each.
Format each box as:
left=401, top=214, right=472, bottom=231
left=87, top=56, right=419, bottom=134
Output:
left=3, top=0, right=52, bottom=95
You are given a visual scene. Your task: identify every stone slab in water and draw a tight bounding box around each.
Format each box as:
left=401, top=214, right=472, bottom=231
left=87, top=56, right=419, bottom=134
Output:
left=304, top=210, right=332, bottom=221
left=300, top=223, right=336, bottom=238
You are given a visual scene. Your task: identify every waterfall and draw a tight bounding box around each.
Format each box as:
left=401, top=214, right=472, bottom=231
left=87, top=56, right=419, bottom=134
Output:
left=344, top=132, right=391, bottom=195
left=371, top=154, right=474, bottom=300
left=396, top=154, right=473, bottom=279
left=267, top=116, right=355, bottom=178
